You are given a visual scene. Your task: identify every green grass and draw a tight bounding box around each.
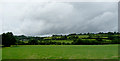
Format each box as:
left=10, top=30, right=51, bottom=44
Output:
left=78, top=35, right=88, bottom=38
left=52, top=40, right=73, bottom=43
left=0, top=48, right=2, bottom=60
left=2, top=45, right=118, bottom=59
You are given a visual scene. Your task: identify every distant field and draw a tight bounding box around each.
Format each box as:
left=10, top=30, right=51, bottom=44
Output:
left=52, top=40, right=73, bottom=43
left=78, top=35, right=89, bottom=38
left=2, top=45, right=118, bottom=59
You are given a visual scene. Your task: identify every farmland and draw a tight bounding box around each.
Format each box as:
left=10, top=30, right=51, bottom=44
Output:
left=2, top=44, right=118, bottom=59
left=1, top=32, right=120, bottom=59
left=13, top=32, right=120, bottom=45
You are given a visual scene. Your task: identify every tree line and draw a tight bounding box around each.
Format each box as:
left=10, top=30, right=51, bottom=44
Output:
left=1, top=32, right=120, bottom=47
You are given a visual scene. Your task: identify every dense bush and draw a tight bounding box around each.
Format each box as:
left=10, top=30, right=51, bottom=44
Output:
left=2, top=32, right=17, bottom=47
left=28, top=39, right=38, bottom=45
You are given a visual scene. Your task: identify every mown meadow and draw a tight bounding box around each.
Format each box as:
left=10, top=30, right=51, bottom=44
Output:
left=2, top=44, right=118, bottom=59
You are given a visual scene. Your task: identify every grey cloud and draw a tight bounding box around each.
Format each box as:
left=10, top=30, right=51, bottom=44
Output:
left=2, top=2, right=118, bottom=35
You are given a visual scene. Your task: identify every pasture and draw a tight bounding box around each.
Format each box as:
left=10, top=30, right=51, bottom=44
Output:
left=2, top=44, right=118, bottom=59
left=51, top=40, right=73, bottom=43
left=0, top=48, right=2, bottom=60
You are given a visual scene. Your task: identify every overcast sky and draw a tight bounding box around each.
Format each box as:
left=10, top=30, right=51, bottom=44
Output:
left=1, top=1, right=118, bottom=36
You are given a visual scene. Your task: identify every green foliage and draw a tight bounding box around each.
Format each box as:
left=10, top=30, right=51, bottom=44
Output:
left=72, top=39, right=100, bottom=45
left=2, top=32, right=120, bottom=45
left=2, top=32, right=17, bottom=47
left=28, top=39, right=38, bottom=45
left=16, top=40, right=25, bottom=45
left=68, top=35, right=78, bottom=40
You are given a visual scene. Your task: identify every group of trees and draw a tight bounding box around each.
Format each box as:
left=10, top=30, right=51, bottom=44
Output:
left=2, top=32, right=16, bottom=47
left=1, top=32, right=120, bottom=47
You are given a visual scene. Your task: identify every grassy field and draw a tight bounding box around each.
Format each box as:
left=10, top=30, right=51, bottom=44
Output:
left=2, top=44, right=118, bottom=59
left=51, top=40, right=73, bottom=43
left=0, top=48, right=2, bottom=60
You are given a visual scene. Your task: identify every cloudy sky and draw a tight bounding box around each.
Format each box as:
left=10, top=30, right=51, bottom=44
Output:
left=1, top=1, right=118, bottom=36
